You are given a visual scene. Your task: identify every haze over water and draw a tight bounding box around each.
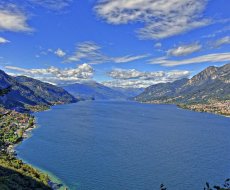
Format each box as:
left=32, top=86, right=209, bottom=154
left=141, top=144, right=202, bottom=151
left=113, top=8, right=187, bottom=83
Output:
left=16, top=101, right=230, bottom=190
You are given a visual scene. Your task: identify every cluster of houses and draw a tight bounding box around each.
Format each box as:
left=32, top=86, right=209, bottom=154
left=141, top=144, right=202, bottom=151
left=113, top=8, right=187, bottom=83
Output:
left=186, top=101, right=230, bottom=116
left=0, top=107, right=35, bottom=154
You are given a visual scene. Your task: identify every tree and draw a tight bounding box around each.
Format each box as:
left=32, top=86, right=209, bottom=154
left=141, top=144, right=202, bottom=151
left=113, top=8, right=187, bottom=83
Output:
left=0, top=86, right=11, bottom=96
left=160, top=183, right=167, bottom=190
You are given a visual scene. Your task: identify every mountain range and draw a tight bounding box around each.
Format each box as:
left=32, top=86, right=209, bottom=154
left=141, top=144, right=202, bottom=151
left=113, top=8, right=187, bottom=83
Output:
left=62, top=81, right=141, bottom=100
left=0, top=69, right=143, bottom=112
left=0, top=70, right=77, bottom=112
left=112, top=87, right=144, bottom=98
left=1, top=63, right=229, bottom=112
left=134, top=63, right=230, bottom=104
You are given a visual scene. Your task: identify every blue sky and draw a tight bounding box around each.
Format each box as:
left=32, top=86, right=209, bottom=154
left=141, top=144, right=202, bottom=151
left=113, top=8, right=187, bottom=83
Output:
left=0, top=0, right=230, bottom=88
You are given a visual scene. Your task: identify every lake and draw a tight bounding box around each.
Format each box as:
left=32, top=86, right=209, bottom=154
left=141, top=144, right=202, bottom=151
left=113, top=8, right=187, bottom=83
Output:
left=16, top=101, right=230, bottom=190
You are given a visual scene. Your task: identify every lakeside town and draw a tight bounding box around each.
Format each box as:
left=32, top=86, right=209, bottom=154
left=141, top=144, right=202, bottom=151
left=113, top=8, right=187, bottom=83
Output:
left=141, top=99, right=230, bottom=117
left=0, top=107, right=35, bottom=154
left=0, top=106, right=67, bottom=190
left=178, top=100, right=230, bottom=116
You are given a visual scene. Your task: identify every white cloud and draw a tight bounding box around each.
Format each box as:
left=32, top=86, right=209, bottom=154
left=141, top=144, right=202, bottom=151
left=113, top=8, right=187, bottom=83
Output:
left=167, top=43, right=202, bottom=56
left=36, top=48, right=66, bottom=58
left=104, top=68, right=190, bottom=88
left=0, top=37, right=10, bottom=44
left=108, top=69, right=190, bottom=80
left=112, top=54, right=149, bottom=63
left=66, top=41, right=148, bottom=64
left=154, top=42, right=162, bottom=48
left=149, top=52, right=230, bottom=66
left=5, top=63, right=94, bottom=85
left=55, top=48, right=66, bottom=57
left=212, top=36, right=230, bottom=48
left=67, top=41, right=108, bottom=64
left=103, top=80, right=155, bottom=89
left=95, top=0, right=210, bottom=39
left=0, top=6, right=32, bottom=32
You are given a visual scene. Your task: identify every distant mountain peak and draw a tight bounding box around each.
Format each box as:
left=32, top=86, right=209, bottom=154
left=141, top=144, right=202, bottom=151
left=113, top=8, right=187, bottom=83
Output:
left=189, top=63, right=230, bottom=85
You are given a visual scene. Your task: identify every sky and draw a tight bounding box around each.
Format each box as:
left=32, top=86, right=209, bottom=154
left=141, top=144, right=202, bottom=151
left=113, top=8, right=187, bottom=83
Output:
left=0, top=0, right=230, bottom=88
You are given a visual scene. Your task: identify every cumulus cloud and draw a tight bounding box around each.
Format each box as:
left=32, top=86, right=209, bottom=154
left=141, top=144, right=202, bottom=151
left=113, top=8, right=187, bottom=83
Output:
left=0, top=37, right=10, bottom=44
left=103, top=80, right=155, bottom=89
left=104, top=68, right=190, bottom=88
left=66, top=41, right=149, bottom=64
left=36, top=48, right=66, bottom=58
left=55, top=48, right=66, bottom=57
left=5, top=63, right=94, bottom=85
left=167, top=43, right=202, bottom=56
left=95, top=0, right=210, bottom=39
left=149, top=52, right=230, bottom=66
left=108, top=69, right=190, bottom=80
left=0, top=5, right=32, bottom=32
left=211, top=36, right=230, bottom=48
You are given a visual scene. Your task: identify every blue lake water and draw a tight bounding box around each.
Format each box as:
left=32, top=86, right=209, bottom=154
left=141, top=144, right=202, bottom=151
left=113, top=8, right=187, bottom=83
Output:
left=16, top=101, right=230, bottom=190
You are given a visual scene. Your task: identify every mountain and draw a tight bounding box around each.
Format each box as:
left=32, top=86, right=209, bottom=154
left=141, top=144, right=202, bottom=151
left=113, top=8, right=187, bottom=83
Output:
left=111, top=87, right=145, bottom=98
left=0, top=70, right=77, bottom=111
left=15, top=76, right=76, bottom=104
left=62, top=81, right=127, bottom=100
left=134, top=63, right=230, bottom=103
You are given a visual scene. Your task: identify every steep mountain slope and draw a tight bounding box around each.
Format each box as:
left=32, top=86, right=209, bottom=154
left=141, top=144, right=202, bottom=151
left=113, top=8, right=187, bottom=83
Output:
left=135, top=63, right=230, bottom=103
left=62, top=81, right=127, bottom=100
left=0, top=70, right=48, bottom=109
left=0, top=70, right=77, bottom=111
left=15, top=76, right=76, bottom=104
left=134, top=78, right=189, bottom=102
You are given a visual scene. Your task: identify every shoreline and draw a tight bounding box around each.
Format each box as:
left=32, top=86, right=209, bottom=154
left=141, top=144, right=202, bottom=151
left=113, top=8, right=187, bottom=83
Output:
left=10, top=100, right=230, bottom=190
left=17, top=156, right=69, bottom=190
left=0, top=105, right=69, bottom=190
left=176, top=103, right=230, bottom=118
left=138, top=101, right=230, bottom=118
left=2, top=101, right=229, bottom=190
left=15, top=109, right=69, bottom=190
